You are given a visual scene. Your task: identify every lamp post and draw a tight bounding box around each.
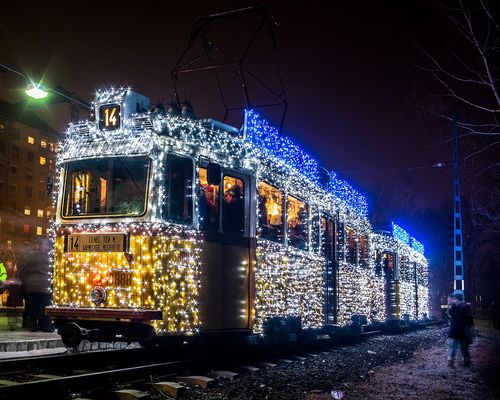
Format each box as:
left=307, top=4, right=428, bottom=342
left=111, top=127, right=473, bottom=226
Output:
left=0, top=63, right=91, bottom=109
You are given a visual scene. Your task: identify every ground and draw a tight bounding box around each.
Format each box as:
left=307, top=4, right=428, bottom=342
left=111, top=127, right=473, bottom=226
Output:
left=182, top=319, right=500, bottom=400
left=310, top=320, right=500, bottom=400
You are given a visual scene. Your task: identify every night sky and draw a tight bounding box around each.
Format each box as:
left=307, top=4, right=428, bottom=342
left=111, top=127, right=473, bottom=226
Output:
left=1, top=1, right=456, bottom=265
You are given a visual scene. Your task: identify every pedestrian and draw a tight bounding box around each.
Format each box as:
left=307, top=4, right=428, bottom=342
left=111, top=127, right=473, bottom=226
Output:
left=489, top=300, right=500, bottom=330
left=18, top=237, right=54, bottom=332
left=447, top=291, right=474, bottom=367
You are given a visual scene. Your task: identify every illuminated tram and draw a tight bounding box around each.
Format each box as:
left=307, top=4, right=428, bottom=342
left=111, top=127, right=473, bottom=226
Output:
left=46, top=88, right=429, bottom=347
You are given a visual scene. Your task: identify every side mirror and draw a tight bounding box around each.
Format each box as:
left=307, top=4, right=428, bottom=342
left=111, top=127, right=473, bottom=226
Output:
left=207, top=163, right=221, bottom=186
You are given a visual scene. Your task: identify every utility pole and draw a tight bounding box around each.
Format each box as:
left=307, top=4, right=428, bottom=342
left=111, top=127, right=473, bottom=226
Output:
left=452, top=116, right=465, bottom=298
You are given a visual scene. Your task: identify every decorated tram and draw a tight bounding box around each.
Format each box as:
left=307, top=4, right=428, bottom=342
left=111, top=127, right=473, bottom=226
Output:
left=46, top=88, right=429, bottom=347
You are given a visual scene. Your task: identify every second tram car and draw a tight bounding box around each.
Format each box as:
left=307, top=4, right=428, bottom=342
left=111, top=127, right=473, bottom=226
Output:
left=46, top=88, right=429, bottom=347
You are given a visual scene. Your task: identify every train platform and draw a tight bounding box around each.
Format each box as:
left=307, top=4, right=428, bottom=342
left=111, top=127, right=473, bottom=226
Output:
left=0, top=307, right=66, bottom=360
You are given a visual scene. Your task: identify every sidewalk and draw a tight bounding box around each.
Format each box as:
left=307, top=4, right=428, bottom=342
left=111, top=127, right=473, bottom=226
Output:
left=0, top=307, right=66, bottom=359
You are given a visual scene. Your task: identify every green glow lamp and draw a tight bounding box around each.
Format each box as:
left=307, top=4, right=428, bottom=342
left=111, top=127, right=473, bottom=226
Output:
left=25, top=83, right=49, bottom=99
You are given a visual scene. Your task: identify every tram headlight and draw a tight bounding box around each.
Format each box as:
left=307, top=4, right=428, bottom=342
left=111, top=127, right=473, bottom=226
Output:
left=90, top=285, right=107, bottom=306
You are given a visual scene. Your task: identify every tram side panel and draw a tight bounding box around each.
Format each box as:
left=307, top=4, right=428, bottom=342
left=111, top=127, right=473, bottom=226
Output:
left=254, top=240, right=324, bottom=333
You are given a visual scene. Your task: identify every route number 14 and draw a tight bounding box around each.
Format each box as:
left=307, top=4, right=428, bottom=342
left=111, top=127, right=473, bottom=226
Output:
left=99, top=104, right=121, bottom=130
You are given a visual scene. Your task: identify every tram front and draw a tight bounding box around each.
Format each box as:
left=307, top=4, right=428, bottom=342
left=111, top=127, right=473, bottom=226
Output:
left=47, top=89, right=199, bottom=347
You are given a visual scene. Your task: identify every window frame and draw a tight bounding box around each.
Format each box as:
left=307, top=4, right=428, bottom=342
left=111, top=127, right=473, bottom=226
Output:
left=221, top=174, right=247, bottom=236
left=161, top=152, right=195, bottom=226
left=197, top=162, right=250, bottom=237
left=61, top=155, right=152, bottom=220
left=286, top=193, right=309, bottom=251
left=257, top=181, right=284, bottom=244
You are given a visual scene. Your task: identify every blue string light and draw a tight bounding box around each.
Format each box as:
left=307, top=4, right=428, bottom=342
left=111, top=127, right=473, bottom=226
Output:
left=244, top=109, right=368, bottom=216
left=392, top=222, right=410, bottom=244
left=326, top=173, right=368, bottom=217
left=392, top=222, right=425, bottom=254
left=411, top=238, right=425, bottom=255
left=244, top=109, right=319, bottom=183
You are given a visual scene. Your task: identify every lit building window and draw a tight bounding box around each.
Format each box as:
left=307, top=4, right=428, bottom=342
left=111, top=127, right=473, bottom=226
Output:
left=23, top=224, right=30, bottom=233
left=46, top=209, right=51, bottom=217
left=27, top=136, right=35, bottom=144
left=40, top=156, right=46, bottom=165
left=37, top=209, right=44, bottom=218
left=24, top=207, right=31, bottom=215
left=40, top=140, right=47, bottom=148
left=36, top=226, right=43, bottom=235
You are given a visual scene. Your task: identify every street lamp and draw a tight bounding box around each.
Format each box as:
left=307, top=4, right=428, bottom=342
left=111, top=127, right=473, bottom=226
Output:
left=0, top=62, right=90, bottom=109
left=25, top=83, right=49, bottom=99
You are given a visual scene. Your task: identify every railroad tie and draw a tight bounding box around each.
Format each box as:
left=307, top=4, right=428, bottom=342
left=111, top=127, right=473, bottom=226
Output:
left=113, top=389, right=151, bottom=400
left=238, top=365, right=260, bottom=373
left=154, top=382, right=186, bottom=398
left=212, top=370, right=239, bottom=380
left=255, top=362, right=277, bottom=368
left=176, top=375, right=214, bottom=389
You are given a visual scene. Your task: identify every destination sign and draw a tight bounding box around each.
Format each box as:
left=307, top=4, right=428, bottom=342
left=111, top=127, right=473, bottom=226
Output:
left=67, top=233, right=127, bottom=253
left=99, top=104, right=121, bottom=130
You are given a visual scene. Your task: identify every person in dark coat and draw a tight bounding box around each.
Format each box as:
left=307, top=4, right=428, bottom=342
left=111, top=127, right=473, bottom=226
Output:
left=447, top=291, right=474, bottom=367
left=18, top=237, right=54, bottom=332
left=489, top=300, right=500, bottom=330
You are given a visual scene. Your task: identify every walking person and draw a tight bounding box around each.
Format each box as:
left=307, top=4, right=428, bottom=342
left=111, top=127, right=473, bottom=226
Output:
left=18, top=237, right=54, bottom=332
left=489, top=300, right=500, bottom=330
left=447, top=291, right=474, bottom=367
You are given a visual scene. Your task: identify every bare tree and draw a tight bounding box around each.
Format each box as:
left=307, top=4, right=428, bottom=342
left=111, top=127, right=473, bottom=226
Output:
left=422, top=0, right=500, bottom=231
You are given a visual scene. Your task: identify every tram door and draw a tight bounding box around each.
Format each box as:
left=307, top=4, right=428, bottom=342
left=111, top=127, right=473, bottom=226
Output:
left=383, top=252, right=400, bottom=320
left=321, top=214, right=337, bottom=324
left=198, top=166, right=253, bottom=331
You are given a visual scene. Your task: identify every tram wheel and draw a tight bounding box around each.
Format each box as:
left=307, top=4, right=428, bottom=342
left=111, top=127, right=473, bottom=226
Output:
left=60, top=322, right=84, bottom=348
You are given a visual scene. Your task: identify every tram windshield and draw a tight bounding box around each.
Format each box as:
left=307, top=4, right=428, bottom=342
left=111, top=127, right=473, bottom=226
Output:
left=62, top=156, right=150, bottom=217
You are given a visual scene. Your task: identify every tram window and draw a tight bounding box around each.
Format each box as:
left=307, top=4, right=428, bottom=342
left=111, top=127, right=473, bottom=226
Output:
left=63, top=156, right=149, bottom=217
left=346, top=226, right=357, bottom=264
left=383, top=252, right=396, bottom=279
left=199, top=167, right=219, bottom=231
left=359, top=234, right=368, bottom=267
left=257, top=182, right=283, bottom=243
left=222, top=175, right=245, bottom=235
left=287, top=196, right=308, bottom=250
left=163, top=154, right=193, bottom=224
left=321, top=215, right=335, bottom=260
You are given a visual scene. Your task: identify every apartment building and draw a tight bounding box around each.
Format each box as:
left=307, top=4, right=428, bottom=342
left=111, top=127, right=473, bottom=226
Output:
left=0, top=100, right=59, bottom=290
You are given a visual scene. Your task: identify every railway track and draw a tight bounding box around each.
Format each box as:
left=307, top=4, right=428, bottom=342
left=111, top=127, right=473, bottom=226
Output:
left=0, top=322, right=443, bottom=399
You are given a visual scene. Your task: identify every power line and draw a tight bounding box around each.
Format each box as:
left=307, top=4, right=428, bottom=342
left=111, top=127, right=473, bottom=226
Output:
left=334, top=162, right=447, bottom=175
